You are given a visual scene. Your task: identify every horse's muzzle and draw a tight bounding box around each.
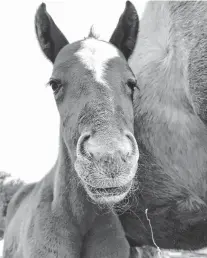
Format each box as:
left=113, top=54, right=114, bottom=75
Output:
left=74, top=130, right=139, bottom=203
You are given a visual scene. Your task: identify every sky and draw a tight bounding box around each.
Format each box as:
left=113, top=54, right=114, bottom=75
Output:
left=0, top=0, right=147, bottom=252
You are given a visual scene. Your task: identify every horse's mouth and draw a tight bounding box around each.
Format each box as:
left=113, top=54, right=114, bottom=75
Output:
left=85, top=181, right=132, bottom=203
left=88, top=183, right=130, bottom=195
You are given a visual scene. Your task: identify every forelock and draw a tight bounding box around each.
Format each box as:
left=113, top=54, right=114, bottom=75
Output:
left=87, top=26, right=99, bottom=39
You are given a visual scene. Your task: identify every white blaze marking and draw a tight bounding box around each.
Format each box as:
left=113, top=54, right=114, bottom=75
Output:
left=75, top=38, right=119, bottom=86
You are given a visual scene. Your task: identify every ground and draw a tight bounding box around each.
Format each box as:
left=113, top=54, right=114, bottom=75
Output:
left=135, top=246, right=207, bottom=257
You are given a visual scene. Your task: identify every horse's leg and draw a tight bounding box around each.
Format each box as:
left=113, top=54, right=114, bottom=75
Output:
left=82, top=212, right=133, bottom=258
left=8, top=210, right=83, bottom=258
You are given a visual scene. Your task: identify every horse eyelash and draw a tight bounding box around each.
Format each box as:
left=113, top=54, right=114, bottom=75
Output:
left=47, top=78, right=62, bottom=87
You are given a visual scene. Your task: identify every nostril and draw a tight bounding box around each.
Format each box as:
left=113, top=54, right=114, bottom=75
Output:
left=78, top=134, right=92, bottom=159
left=124, top=132, right=138, bottom=158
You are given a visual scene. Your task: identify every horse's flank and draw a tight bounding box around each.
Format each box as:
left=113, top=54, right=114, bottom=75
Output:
left=132, top=0, right=207, bottom=202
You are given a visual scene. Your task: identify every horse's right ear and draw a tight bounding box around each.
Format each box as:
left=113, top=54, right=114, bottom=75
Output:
left=35, top=3, right=69, bottom=63
left=109, top=1, right=139, bottom=60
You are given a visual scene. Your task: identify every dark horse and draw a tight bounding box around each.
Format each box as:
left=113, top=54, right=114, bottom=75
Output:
left=3, top=1, right=140, bottom=257
left=119, top=0, right=207, bottom=252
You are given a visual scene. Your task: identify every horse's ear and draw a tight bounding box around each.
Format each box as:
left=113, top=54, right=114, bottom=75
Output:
left=109, top=1, right=139, bottom=60
left=35, top=3, right=69, bottom=63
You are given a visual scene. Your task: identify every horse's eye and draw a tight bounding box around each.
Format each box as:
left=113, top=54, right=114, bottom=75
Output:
left=127, top=79, right=138, bottom=91
left=48, top=79, right=62, bottom=94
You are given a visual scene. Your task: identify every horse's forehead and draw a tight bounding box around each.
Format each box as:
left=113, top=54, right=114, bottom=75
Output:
left=75, top=38, right=121, bottom=86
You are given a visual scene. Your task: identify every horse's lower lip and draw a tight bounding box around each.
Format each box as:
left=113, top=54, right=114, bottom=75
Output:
left=87, top=181, right=131, bottom=196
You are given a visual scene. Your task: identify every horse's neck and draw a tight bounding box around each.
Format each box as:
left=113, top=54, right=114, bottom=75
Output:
left=130, top=1, right=207, bottom=196
left=135, top=96, right=207, bottom=197
left=51, top=136, right=97, bottom=234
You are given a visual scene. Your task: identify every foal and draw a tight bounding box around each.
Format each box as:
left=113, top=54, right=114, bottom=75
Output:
left=3, top=2, right=140, bottom=257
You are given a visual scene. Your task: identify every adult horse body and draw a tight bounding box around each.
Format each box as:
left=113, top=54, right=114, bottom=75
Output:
left=119, top=0, right=207, bottom=251
left=3, top=2, right=139, bottom=257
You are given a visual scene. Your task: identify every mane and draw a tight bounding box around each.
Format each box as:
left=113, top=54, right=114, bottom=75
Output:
left=86, top=25, right=100, bottom=39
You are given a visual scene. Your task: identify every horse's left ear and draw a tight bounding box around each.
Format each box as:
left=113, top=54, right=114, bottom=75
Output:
left=109, top=1, right=139, bottom=60
left=35, top=3, right=69, bottom=63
